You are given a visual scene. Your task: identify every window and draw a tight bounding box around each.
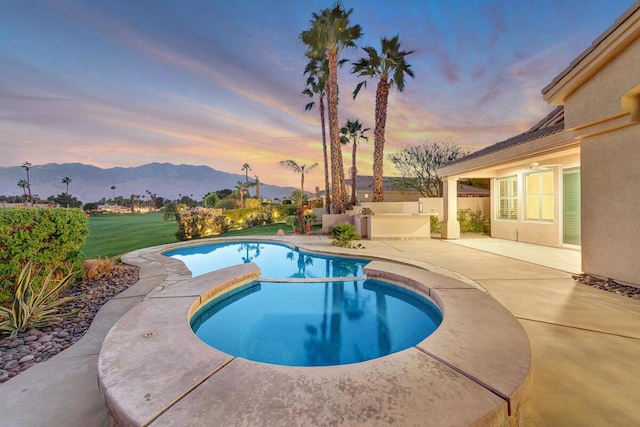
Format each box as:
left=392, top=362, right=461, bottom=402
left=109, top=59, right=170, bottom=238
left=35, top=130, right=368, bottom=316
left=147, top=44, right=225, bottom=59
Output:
left=525, top=171, right=553, bottom=221
left=496, top=176, right=518, bottom=220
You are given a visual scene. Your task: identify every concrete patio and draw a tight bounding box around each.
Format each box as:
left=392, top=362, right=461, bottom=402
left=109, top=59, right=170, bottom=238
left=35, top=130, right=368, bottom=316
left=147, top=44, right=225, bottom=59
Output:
left=0, top=235, right=638, bottom=426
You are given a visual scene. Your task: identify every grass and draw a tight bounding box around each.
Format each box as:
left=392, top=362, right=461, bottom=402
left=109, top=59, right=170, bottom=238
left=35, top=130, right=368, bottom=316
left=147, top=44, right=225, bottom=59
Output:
left=82, top=213, right=321, bottom=259
left=82, top=212, right=178, bottom=259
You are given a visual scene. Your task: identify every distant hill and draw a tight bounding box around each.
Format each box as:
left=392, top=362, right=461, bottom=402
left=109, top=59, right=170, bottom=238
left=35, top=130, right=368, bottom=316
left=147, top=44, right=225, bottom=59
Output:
left=0, top=163, right=296, bottom=202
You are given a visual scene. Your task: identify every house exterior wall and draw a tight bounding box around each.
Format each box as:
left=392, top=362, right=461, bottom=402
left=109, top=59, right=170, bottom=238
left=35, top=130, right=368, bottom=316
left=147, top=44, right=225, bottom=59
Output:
left=564, top=37, right=640, bottom=128
left=356, top=190, right=423, bottom=203
left=360, top=198, right=490, bottom=217
left=491, top=170, right=560, bottom=247
left=581, top=123, right=640, bottom=285
left=489, top=152, right=580, bottom=248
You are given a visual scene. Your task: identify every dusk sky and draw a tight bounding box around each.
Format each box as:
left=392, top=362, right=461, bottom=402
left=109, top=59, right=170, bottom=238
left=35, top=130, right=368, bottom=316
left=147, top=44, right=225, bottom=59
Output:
left=1, top=0, right=633, bottom=190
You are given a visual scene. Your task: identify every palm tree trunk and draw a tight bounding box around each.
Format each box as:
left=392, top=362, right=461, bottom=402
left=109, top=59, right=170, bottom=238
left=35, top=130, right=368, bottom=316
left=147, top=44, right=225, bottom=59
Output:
left=319, top=94, right=331, bottom=214
left=301, top=173, right=305, bottom=195
left=373, top=78, right=391, bottom=202
left=351, top=140, right=357, bottom=206
left=327, top=47, right=345, bottom=214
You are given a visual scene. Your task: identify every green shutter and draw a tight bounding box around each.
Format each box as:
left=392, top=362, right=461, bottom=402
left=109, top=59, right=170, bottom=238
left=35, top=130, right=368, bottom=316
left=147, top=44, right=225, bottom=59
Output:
left=563, top=167, right=581, bottom=246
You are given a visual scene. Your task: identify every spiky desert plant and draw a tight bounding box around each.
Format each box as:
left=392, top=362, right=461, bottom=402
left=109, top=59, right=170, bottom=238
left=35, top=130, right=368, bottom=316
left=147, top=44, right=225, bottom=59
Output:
left=0, top=261, right=79, bottom=337
left=330, top=222, right=360, bottom=248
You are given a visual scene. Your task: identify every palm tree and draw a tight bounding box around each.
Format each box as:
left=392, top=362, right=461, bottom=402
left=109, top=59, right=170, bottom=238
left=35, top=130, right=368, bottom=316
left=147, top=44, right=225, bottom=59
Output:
left=21, top=162, right=33, bottom=205
left=17, top=180, right=28, bottom=203
left=303, top=57, right=331, bottom=214
left=279, top=160, right=319, bottom=195
left=340, top=119, right=369, bottom=207
left=253, top=175, right=261, bottom=200
left=61, top=177, right=72, bottom=208
left=301, top=3, right=362, bottom=213
left=352, top=35, right=414, bottom=202
left=62, top=177, right=72, bottom=194
left=235, top=181, right=246, bottom=208
left=241, top=163, right=251, bottom=197
left=111, top=185, right=117, bottom=206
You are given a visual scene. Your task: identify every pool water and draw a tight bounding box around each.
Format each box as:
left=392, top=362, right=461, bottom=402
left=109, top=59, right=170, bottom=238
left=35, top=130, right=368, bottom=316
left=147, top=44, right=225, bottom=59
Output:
left=190, top=279, right=443, bottom=366
left=164, top=241, right=369, bottom=278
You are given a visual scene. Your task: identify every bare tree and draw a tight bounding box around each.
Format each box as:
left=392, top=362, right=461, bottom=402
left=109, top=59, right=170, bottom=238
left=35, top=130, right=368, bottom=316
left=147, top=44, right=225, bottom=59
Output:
left=389, top=138, right=469, bottom=197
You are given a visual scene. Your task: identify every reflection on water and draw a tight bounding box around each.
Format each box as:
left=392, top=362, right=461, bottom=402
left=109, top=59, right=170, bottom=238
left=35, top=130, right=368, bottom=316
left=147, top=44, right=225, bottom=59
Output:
left=237, top=242, right=262, bottom=264
left=191, top=280, right=442, bottom=367
left=164, top=241, right=369, bottom=278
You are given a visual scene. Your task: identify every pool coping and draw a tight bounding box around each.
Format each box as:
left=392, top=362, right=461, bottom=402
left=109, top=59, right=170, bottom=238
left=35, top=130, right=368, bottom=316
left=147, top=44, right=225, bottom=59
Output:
left=98, top=238, right=532, bottom=426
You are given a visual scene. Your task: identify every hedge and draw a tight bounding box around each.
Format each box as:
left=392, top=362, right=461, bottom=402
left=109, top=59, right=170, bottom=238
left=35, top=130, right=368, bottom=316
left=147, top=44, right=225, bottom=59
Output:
left=223, top=205, right=296, bottom=228
left=175, top=207, right=229, bottom=240
left=0, top=208, right=89, bottom=304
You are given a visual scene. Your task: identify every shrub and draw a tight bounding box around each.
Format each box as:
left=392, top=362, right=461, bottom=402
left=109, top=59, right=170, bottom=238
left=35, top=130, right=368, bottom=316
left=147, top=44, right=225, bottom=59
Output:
left=430, top=215, right=441, bottom=233
left=215, top=198, right=239, bottom=210
left=0, top=208, right=88, bottom=304
left=330, top=222, right=360, bottom=248
left=0, top=261, right=79, bottom=337
left=244, top=198, right=262, bottom=209
left=273, top=204, right=297, bottom=218
left=458, top=208, right=490, bottom=233
left=203, top=192, right=220, bottom=208
left=175, top=207, right=230, bottom=240
left=82, top=257, right=115, bottom=280
left=244, top=208, right=275, bottom=228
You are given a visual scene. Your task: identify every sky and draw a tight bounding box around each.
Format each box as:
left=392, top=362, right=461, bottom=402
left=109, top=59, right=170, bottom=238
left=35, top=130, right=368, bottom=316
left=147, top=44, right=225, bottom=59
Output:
left=0, top=0, right=634, bottom=191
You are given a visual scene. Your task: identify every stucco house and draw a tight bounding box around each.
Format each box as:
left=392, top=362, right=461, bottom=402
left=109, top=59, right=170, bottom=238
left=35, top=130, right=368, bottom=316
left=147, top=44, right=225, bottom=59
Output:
left=438, top=2, right=640, bottom=286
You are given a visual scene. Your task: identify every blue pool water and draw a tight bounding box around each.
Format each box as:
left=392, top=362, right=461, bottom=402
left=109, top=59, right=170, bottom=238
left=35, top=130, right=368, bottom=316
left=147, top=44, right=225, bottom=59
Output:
left=164, top=241, right=369, bottom=278
left=190, top=279, right=443, bottom=366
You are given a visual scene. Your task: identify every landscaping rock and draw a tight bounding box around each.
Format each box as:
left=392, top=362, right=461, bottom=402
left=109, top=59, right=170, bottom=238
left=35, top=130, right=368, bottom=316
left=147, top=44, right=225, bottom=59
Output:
left=18, top=355, right=34, bottom=364
left=0, top=263, right=139, bottom=383
left=573, top=274, right=640, bottom=299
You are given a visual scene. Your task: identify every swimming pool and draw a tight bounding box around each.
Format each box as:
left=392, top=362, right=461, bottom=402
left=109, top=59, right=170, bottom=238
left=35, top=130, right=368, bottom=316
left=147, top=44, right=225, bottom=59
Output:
left=166, top=241, right=442, bottom=367
left=164, top=241, right=369, bottom=279
left=190, top=279, right=443, bottom=366
left=99, top=239, right=533, bottom=425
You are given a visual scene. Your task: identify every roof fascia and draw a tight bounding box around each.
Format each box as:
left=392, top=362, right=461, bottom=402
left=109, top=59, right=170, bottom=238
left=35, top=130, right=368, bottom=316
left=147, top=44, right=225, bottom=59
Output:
left=542, top=3, right=640, bottom=104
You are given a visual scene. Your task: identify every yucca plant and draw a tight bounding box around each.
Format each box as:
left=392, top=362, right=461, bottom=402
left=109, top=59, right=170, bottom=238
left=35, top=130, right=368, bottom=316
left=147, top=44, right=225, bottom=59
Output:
left=0, top=261, right=79, bottom=337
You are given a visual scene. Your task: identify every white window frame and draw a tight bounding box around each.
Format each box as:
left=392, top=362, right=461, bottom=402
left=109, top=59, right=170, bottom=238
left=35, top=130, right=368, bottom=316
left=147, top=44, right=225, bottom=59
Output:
left=495, top=176, right=518, bottom=221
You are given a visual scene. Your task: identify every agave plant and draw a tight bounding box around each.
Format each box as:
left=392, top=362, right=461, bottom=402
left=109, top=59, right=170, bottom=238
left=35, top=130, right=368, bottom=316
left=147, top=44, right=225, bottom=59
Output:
left=0, top=261, right=79, bottom=337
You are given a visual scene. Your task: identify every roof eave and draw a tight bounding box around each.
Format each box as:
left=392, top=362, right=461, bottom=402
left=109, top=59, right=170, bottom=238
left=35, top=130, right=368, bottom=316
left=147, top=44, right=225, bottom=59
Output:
left=542, top=2, right=640, bottom=105
left=438, top=130, right=578, bottom=177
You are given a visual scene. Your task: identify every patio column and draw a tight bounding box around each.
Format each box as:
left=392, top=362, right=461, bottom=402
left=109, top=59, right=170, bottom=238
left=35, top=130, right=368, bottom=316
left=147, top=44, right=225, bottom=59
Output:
left=441, top=177, right=460, bottom=239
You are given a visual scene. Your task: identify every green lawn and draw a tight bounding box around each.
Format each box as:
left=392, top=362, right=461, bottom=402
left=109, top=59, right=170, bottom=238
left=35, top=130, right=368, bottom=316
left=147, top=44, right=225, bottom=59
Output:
left=82, top=212, right=179, bottom=259
left=82, top=213, right=320, bottom=259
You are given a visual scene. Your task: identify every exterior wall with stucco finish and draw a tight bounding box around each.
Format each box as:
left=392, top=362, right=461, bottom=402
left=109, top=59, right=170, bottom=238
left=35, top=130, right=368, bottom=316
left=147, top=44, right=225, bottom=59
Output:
left=488, top=151, right=580, bottom=248
left=554, top=13, right=640, bottom=285
left=564, top=37, right=640, bottom=128
left=360, top=198, right=490, bottom=217
left=581, top=123, right=640, bottom=285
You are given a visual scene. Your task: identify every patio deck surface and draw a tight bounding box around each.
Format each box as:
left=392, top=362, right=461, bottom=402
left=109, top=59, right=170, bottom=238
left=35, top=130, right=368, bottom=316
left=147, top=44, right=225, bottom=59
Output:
left=0, top=235, right=638, bottom=426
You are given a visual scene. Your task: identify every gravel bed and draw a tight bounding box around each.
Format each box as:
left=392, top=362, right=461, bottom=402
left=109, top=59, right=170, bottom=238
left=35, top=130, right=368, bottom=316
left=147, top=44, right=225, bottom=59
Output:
left=0, top=264, right=139, bottom=383
left=573, top=273, right=640, bottom=299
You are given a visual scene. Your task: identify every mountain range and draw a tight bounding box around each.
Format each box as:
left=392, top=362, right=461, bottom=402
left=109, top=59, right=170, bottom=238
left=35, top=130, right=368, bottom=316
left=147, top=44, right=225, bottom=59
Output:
left=0, top=163, right=297, bottom=202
